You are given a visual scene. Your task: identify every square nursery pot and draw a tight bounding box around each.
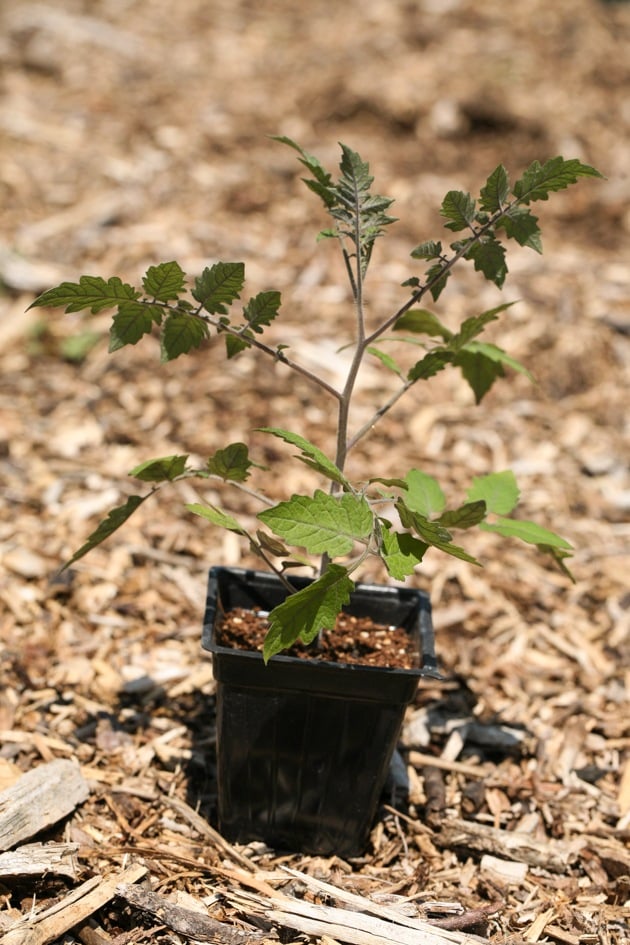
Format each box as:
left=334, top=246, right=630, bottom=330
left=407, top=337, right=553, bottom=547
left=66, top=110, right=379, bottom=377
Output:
left=202, top=566, right=439, bottom=857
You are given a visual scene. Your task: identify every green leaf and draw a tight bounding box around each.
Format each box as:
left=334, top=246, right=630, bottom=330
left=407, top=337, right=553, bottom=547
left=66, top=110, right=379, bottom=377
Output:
left=498, top=207, right=542, bottom=252
left=109, top=301, right=163, bottom=351
left=450, top=303, right=515, bottom=350
left=259, top=427, right=351, bottom=489
left=206, top=442, right=258, bottom=482
left=393, top=309, right=452, bottom=340
left=367, top=346, right=404, bottom=377
left=186, top=503, right=246, bottom=534
left=272, top=135, right=335, bottom=197
left=512, top=157, right=603, bottom=205
left=225, top=333, right=251, bottom=358
left=410, top=240, right=443, bottom=260
left=539, top=544, right=575, bottom=581
left=408, top=349, right=454, bottom=382
left=403, top=469, right=446, bottom=517
left=481, top=516, right=573, bottom=549
left=464, top=237, right=508, bottom=287
left=160, top=312, right=209, bottom=361
left=64, top=494, right=149, bottom=567
left=437, top=500, right=487, bottom=529
left=380, top=525, right=428, bottom=580
left=453, top=349, right=505, bottom=403
left=397, top=499, right=481, bottom=565
left=258, top=490, right=373, bottom=557
left=142, top=261, right=186, bottom=301
left=192, top=262, right=245, bottom=314
left=424, top=262, right=451, bottom=301
left=29, top=276, right=139, bottom=314
left=479, top=165, right=510, bottom=212
left=440, top=190, right=476, bottom=232
left=263, top=564, right=354, bottom=660
left=130, top=455, right=189, bottom=482
left=467, top=470, right=520, bottom=515
left=243, top=290, right=281, bottom=333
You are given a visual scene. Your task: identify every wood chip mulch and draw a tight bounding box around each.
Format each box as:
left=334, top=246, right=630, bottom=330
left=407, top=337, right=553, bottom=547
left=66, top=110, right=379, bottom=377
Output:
left=1, top=0, right=629, bottom=942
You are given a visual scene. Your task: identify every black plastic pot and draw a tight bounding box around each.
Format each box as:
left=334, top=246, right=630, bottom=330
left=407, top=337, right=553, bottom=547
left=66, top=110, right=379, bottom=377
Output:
left=202, top=566, right=439, bottom=856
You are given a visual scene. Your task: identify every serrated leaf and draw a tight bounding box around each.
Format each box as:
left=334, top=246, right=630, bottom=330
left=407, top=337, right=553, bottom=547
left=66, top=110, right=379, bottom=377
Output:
left=393, top=309, right=452, bottom=340
left=467, top=471, right=520, bottom=515
left=206, top=442, right=257, bottom=482
left=29, top=276, right=140, bottom=314
left=192, top=262, right=245, bottom=314
left=464, top=237, right=508, bottom=287
left=109, top=301, right=162, bottom=351
left=263, top=564, right=354, bottom=660
left=142, top=261, right=186, bottom=301
left=64, top=494, right=149, bottom=567
left=512, top=157, right=603, bottom=205
left=408, top=349, right=454, bottom=382
left=479, top=164, right=510, bottom=212
left=367, top=346, right=404, bottom=377
left=258, top=490, right=373, bottom=557
left=380, top=525, right=428, bottom=580
left=397, top=499, right=480, bottom=565
left=498, top=207, right=542, bottom=252
left=450, top=303, right=515, bottom=350
left=272, top=135, right=334, bottom=190
left=453, top=349, right=505, bottom=403
left=440, top=190, right=476, bottom=232
left=424, top=262, right=451, bottom=301
left=259, top=427, right=351, bottom=489
left=130, top=454, right=189, bottom=482
left=481, top=516, right=573, bottom=549
left=186, top=503, right=246, bottom=534
left=403, top=469, right=446, bottom=517
left=243, top=290, right=281, bottom=333
left=437, top=500, right=487, bottom=529
left=160, top=312, right=209, bottom=361
left=410, top=240, right=443, bottom=260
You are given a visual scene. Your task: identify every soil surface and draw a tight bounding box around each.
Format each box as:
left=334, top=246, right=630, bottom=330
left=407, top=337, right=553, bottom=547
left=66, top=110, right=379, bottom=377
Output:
left=1, top=0, right=629, bottom=943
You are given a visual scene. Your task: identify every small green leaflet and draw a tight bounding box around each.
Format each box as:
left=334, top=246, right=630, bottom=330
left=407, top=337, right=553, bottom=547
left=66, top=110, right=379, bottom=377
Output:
left=440, top=190, right=476, bottom=232
left=28, top=276, right=139, bottom=314
left=63, top=494, right=149, bottom=568
left=424, top=262, right=451, bottom=302
left=258, top=490, right=373, bottom=557
left=479, top=165, right=510, bottom=213
left=396, top=500, right=480, bottom=565
left=498, top=207, right=542, bottom=253
left=130, top=455, right=189, bottom=482
left=142, top=261, right=186, bottom=301
left=410, top=240, right=443, bottom=261
left=450, top=303, right=515, bottom=350
left=206, top=443, right=258, bottom=482
left=259, top=427, right=351, bottom=489
left=467, top=470, right=520, bottom=515
left=460, top=341, right=533, bottom=378
left=367, top=346, right=404, bottom=377
left=379, top=525, right=428, bottom=580
left=463, top=237, right=507, bottom=288
left=243, top=291, right=281, bottom=333
left=160, top=312, right=209, bottom=362
left=402, top=469, right=445, bottom=518
left=192, top=262, right=245, bottom=314
left=186, top=503, right=246, bottom=534
left=437, top=500, right=487, bottom=529
left=408, top=350, right=453, bottom=383
left=263, top=565, right=354, bottom=661
left=481, top=516, right=573, bottom=549
left=109, top=301, right=163, bottom=351
left=512, top=157, right=603, bottom=205
left=393, top=309, right=452, bottom=340
left=454, top=349, right=504, bottom=404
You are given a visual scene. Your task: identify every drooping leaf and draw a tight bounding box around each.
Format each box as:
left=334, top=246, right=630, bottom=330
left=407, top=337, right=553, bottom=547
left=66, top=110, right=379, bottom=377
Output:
left=512, top=157, right=603, bottom=205
left=407, top=349, right=454, bottom=382
left=498, top=207, right=542, bottom=252
left=437, top=500, right=487, bottom=529
left=479, top=164, right=510, bottom=213
left=64, top=494, right=149, bottom=567
left=272, top=135, right=336, bottom=202
left=397, top=499, right=481, bottom=564
left=29, top=276, right=140, bottom=314
left=464, top=237, right=508, bottom=287
left=538, top=544, right=575, bottom=581
left=403, top=469, right=446, bottom=518
left=160, top=312, right=209, bottom=361
left=258, top=490, right=373, bottom=557
left=256, top=530, right=288, bottom=557
left=367, top=346, right=404, bottom=377
left=380, top=524, right=428, bottom=580
left=424, top=262, right=451, bottom=301
left=192, top=262, right=245, bottom=314
left=225, top=333, right=251, bottom=358
left=393, top=309, right=452, bottom=340
left=186, top=503, right=246, bottom=534
left=142, top=261, right=186, bottom=301
left=481, top=516, right=573, bottom=549
left=466, top=470, right=520, bottom=515
left=109, top=301, right=163, bottom=351
left=259, top=427, right=351, bottom=489
left=263, top=564, right=354, bottom=660
left=243, top=290, right=281, bottom=333
left=206, top=442, right=259, bottom=482
left=410, top=240, right=443, bottom=260
left=453, top=349, right=505, bottom=403
left=130, top=454, right=189, bottom=482
left=440, top=190, right=476, bottom=232
left=450, top=303, right=515, bottom=350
